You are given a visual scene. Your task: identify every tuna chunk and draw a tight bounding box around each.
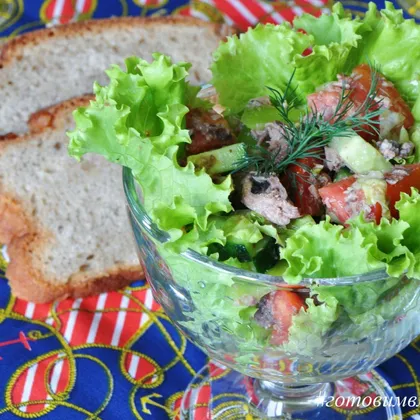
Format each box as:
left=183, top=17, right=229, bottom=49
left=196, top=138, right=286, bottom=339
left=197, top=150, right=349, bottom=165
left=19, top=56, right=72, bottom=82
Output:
left=241, top=173, right=300, bottom=226
left=325, top=146, right=344, bottom=171
left=251, top=122, right=289, bottom=163
left=378, top=139, right=415, bottom=160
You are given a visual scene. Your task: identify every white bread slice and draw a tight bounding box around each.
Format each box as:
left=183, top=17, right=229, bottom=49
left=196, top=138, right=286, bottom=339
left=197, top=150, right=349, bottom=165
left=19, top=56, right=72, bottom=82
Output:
left=0, top=96, right=142, bottom=303
left=0, top=16, right=232, bottom=135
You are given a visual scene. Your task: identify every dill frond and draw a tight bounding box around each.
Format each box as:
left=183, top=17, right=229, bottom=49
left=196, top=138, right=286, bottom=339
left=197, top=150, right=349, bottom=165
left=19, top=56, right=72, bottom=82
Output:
left=235, top=64, right=383, bottom=177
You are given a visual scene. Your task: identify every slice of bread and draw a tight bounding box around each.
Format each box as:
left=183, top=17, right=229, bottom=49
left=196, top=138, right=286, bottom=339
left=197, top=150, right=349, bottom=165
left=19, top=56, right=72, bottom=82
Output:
left=0, top=96, right=143, bottom=303
left=0, top=16, right=232, bottom=135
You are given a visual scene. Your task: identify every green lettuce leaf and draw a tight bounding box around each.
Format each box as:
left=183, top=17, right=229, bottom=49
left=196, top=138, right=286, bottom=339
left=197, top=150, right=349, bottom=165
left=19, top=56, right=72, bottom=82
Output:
left=285, top=291, right=340, bottom=355
left=68, top=54, right=233, bottom=240
left=281, top=218, right=386, bottom=284
left=314, top=277, right=401, bottom=317
left=214, top=212, right=283, bottom=244
left=396, top=188, right=420, bottom=278
left=166, top=222, right=226, bottom=255
left=281, top=189, right=420, bottom=284
left=213, top=214, right=266, bottom=244
left=163, top=244, right=274, bottom=356
left=348, top=277, right=420, bottom=334
left=349, top=215, right=414, bottom=277
left=410, top=124, right=420, bottom=161
left=293, top=3, right=364, bottom=90
left=211, top=23, right=312, bottom=113
left=294, top=3, right=362, bottom=48
left=353, top=2, right=420, bottom=105
left=211, top=2, right=420, bottom=116
left=293, top=43, right=352, bottom=96
left=413, top=96, right=420, bottom=122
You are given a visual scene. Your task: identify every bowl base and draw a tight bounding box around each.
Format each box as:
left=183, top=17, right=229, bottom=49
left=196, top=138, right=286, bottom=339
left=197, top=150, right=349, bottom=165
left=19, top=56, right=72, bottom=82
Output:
left=180, top=362, right=402, bottom=419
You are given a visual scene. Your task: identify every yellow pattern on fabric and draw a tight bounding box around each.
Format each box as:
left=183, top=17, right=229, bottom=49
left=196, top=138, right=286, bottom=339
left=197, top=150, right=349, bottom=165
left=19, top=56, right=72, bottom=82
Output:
left=140, top=393, right=181, bottom=417
left=0, top=400, right=103, bottom=418
left=120, top=290, right=198, bottom=377
left=44, top=355, right=72, bottom=401
left=119, top=0, right=129, bottom=16
left=73, top=354, right=114, bottom=418
left=0, top=280, right=192, bottom=420
left=0, top=254, right=8, bottom=273
left=0, top=0, right=23, bottom=33
left=1, top=5, right=420, bottom=419
left=76, top=0, right=98, bottom=21
left=190, top=0, right=225, bottom=22
left=395, top=353, right=420, bottom=418
left=4, top=310, right=76, bottom=418
left=165, top=391, right=184, bottom=418
left=39, top=0, right=51, bottom=23
left=121, top=318, right=173, bottom=387
left=0, top=296, right=15, bottom=325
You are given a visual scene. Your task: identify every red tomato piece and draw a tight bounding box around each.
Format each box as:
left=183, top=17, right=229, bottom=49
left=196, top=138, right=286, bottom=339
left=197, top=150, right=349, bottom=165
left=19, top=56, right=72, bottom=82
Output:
left=372, top=202, right=383, bottom=225
left=318, top=176, right=357, bottom=223
left=307, top=84, right=347, bottom=121
left=282, top=157, right=326, bottom=217
left=319, top=165, right=420, bottom=223
left=307, top=64, right=414, bottom=142
left=353, top=64, right=414, bottom=131
left=318, top=176, right=382, bottom=224
left=386, top=164, right=420, bottom=218
left=269, top=290, right=307, bottom=345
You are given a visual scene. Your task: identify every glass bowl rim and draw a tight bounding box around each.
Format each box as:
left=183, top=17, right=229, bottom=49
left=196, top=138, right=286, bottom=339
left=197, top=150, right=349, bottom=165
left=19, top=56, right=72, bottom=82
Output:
left=123, top=166, right=389, bottom=287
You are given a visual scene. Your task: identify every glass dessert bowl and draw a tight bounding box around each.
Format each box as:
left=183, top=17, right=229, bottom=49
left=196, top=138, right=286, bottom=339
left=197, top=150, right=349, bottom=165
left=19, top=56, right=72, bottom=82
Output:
left=124, top=167, right=420, bottom=420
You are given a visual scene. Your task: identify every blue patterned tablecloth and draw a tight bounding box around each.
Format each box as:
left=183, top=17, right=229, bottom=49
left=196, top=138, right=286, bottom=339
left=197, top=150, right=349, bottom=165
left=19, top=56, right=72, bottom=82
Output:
left=0, top=1, right=419, bottom=419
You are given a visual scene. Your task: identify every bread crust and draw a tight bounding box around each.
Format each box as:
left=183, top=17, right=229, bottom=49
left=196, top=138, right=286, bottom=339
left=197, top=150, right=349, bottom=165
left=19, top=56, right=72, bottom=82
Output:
left=7, top=233, right=141, bottom=303
left=0, top=100, right=144, bottom=303
left=28, top=95, right=94, bottom=132
left=0, top=188, right=143, bottom=303
left=0, top=194, right=29, bottom=244
left=0, top=16, right=234, bottom=302
left=0, top=16, right=232, bottom=67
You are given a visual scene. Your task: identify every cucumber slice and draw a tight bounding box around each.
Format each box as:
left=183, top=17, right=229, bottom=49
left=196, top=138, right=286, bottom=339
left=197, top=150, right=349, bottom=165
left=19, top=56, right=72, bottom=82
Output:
left=253, top=237, right=280, bottom=273
left=241, top=105, right=303, bottom=129
left=241, top=105, right=281, bottom=129
left=226, top=243, right=252, bottom=262
left=330, top=133, right=392, bottom=173
left=188, top=143, right=247, bottom=174
left=208, top=235, right=280, bottom=270
left=208, top=243, right=252, bottom=263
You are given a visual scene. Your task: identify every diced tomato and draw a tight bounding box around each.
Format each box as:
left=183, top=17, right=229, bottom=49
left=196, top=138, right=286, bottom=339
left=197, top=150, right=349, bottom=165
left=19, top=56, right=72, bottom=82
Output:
left=318, top=176, right=382, bottom=224
left=269, top=290, right=307, bottom=345
left=185, top=109, right=235, bottom=155
left=352, top=64, right=414, bottom=131
left=372, top=202, right=383, bottom=225
left=319, top=176, right=357, bottom=223
left=307, top=84, right=346, bottom=121
left=386, top=164, right=420, bottom=218
left=307, top=64, right=414, bottom=142
left=282, top=156, right=326, bottom=217
left=319, top=164, right=420, bottom=223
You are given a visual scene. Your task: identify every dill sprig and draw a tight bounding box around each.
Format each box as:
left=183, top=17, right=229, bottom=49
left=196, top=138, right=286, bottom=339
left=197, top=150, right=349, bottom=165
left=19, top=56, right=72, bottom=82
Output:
left=234, top=65, right=383, bottom=176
